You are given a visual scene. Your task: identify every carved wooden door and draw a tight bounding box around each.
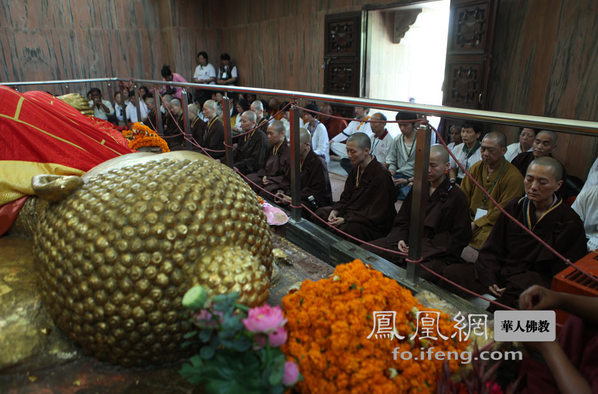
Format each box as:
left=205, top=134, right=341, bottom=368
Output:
left=442, top=0, right=497, bottom=109
left=324, top=12, right=362, bottom=116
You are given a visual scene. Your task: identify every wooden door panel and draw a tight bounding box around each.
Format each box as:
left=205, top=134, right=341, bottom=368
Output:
left=324, top=11, right=362, bottom=107
left=443, top=0, right=497, bottom=109
left=449, top=1, right=493, bottom=54
left=445, top=58, right=485, bottom=108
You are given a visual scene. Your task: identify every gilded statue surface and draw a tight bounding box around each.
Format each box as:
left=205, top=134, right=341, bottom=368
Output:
left=26, top=151, right=273, bottom=366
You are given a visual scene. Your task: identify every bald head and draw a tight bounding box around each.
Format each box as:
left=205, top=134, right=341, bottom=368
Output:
left=203, top=99, right=217, bottom=111
left=529, top=156, right=564, bottom=181
left=269, top=119, right=285, bottom=134
left=188, top=103, right=199, bottom=121
left=533, top=130, right=558, bottom=158
left=430, top=144, right=449, bottom=163
left=482, top=131, right=507, bottom=148
left=538, top=130, right=557, bottom=145
left=242, top=110, right=257, bottom=123
left=170, top=98, right=181, bottom=108
left=347, top=132, right=371, bottom=150
left=299, top=128, right=311, bottom=145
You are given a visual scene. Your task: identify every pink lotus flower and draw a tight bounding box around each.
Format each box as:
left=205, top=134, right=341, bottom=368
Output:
left=242, top=304, right=287, bottom=334
left=255, top=326, right=288, bottom=348
left=282, top=361, right=300, bottom=386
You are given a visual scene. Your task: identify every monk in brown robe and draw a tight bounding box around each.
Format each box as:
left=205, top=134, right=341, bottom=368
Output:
left=246, top=120, right=290, bottom=195
left=460, top=131, right=524, bottom=249
left=277, top=128, right=332, bottom=209
left=362, top=145, right=472, bottom=281
left=192, top=99, right=225, bottom=160
left=511, top=130, right=558, bottom=176
left=316, top=132, right=396, bottom=242
left=163, top=98, right=186, bottom=150
left=444, top=157, right=587, bottom=308
left=250, top=100, right=270, bottom=133
left=233, top=110, right=269, bottom=175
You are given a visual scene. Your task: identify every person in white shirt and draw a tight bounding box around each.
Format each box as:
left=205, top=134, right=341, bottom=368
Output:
left=505, top=127, right=537, bottom=162
left=572, top=157, right=598, bottom=251
left=449, top=121, right=484, bottom=183
left=330, top=106, right=373, bottom=159
left=113, top=91, right=127, bottom=126
left=304, top=103, right=329, bottom=164
left=193, top=51, right=216, bottom=106
left=369, top=112, right=394, bottom=165
left=193, top=51, right=216, bottom=84
left=446, top=124, right=462, bottom=153
left=216, top=53, right=238, bottom=86
left=279, top=101, right=305, bottom=144
left=125, top=89, right=149, bottom=124
left=386, top=111, right=419, bottom=200
left=88, top=88, right=114, bottom=121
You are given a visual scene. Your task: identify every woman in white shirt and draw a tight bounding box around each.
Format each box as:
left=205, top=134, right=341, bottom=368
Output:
left=304, top=103, right=329, bottom=164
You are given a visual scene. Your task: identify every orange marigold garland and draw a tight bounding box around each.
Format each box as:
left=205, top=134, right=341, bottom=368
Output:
left=282, top=260, right=470, bottom=393
left=122, top=122, right=170, bottom=153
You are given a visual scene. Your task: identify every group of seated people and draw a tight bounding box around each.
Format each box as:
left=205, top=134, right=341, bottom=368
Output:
left=94, top=82, right=596, bottom=311
left=326, top=116, right=594, bottom=311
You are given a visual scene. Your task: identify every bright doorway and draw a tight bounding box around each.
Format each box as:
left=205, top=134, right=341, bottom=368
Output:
left=364, top=1, right=450, bottom=136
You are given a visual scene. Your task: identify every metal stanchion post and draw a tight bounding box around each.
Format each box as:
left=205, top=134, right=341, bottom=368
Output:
left=134, top=86, right=142, bottom=123
left=153, top=88, right=164, bottom=135
left=181, top=90, right=191, bottom=149
left=107, top=82, right=114, bottom=116
left=221, top=97, right=234, bottom=168
left=407, top=124, right=431, bottom=285
left=289, top=106, right=302, bottom=221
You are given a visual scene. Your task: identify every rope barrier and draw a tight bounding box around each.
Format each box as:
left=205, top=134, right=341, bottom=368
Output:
left=148, top=92, right=598, bottom=298
left=233, top=152, right=529, bottom=311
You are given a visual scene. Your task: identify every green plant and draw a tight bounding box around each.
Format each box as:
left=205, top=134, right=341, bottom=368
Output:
left=179, top=286, right=301, bottom=394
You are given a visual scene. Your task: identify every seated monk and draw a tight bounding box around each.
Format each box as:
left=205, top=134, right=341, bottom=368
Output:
left=233, top=110, right=269, bottom=175
left=315, top=132, right=396, bottom=242
left=246, top=120, right=290, bottom=196
left=163, top=98, right=186, bottom=151
left=444, top=157, right=587, bottom=308
left=362, top=145, right=472, bottom=282
left=511, top=130, right=558, bottom=176
left=460, top=131, right=524, bottom=249
left=193, top=99, right=225, bottom=160
left=277, top=128, right=332, bottom=210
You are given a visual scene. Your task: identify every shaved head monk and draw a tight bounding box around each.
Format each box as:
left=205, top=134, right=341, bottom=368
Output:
left=362, top=145, right=472, bottom=282
left=316, top=132, right=396, bottom=242
left=445, top=156, right=587, bottom=308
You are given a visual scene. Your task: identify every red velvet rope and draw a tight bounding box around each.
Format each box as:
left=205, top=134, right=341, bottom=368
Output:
left=234, top=168, right=409, bottom=257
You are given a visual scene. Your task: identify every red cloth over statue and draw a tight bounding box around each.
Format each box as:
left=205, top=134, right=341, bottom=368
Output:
left=0, top=86, right=132, bottom=235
